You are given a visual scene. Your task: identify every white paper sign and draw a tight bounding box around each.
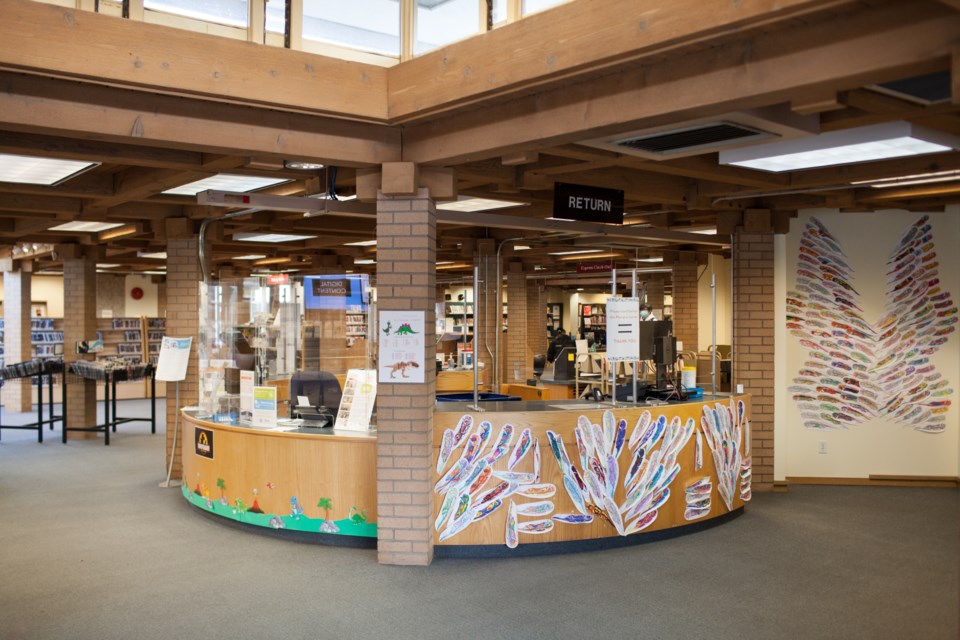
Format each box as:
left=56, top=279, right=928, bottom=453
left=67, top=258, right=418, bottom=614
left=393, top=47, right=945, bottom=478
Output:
left=155, top=337, right=193, bottom=382
left=378, top=310, right=426, bottom=383
left=252, top=386, right=277, bottom=428
left=337, top=369, right=377, bottom=431
left=239, top=370, right=254, bottom=423
left=606, top=297, right=640, bottom=362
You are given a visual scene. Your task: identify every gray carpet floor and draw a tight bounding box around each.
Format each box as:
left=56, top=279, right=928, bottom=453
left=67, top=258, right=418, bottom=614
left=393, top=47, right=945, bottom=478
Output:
left=0, top=400, right=957, bottom=640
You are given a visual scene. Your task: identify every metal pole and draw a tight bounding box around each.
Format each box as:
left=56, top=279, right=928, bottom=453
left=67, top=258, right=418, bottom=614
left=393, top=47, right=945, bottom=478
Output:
left=470, top=266, right=482, bottom=411
left=711, top=272, right=718, bottom=397
left=631, top=269, right=638, bottom=404
left=610, top=268, right=617, bottom=407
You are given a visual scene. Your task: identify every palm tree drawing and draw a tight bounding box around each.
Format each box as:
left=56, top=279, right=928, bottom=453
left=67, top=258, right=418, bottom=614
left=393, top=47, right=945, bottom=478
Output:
left=216, top=477, right=226, bottom=504
left=317, top=497, right=333, bottom=521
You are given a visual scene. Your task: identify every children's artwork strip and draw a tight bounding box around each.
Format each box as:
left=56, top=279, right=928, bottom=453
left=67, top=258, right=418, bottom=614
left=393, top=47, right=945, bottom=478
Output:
left=787, top=216, right=956, bottom=433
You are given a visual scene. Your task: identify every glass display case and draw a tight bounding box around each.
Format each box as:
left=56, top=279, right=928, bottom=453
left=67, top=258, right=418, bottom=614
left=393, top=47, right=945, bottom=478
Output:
left=197, top=274, right=376, bottom=425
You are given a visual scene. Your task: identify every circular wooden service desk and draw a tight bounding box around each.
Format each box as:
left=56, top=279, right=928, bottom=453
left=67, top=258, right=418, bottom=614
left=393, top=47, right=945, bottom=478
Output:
left=433, top=394, right=753, bottom=556
left=180, top=410, right=377, bottom=546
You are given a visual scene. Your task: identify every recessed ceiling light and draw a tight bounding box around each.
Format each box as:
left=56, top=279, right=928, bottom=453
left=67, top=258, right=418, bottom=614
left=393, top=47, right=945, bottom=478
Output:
left=436, top=261, right=455, bottom=265
left=48, top=221, right=124, bottom=233
left=354, top=259, right=376, bottom=265
left=142, top=270, right=166, bottom=275
left=234, top=233, right=316, bottom=243
left=548, top=249, right=604, bottom=256
left=284, top=160, right=325, bottom=170
left=232, top=254, right=269, bottom=260
left=97, top=263, right=121, bottom=268
left=163, top=174, right=291, bottom=196
left=0, top=153, right=99, bottom=186
left=137, top=251, right=167, bottom=259
left=344, top=240, right=377, bottom=247
left=513, top=245, right=532, bottom=251
left=436, top=196, right=529, bottom=212
left=720, top=121, right=958, bottom=172
left=690, top=228, right=717, bottom=235
left=633, top=257, right=664, bottom=263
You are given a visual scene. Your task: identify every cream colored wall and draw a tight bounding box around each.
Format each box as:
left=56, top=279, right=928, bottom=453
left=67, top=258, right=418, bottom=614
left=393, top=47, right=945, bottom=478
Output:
left=0, top=274, right=161, bottom=318
left=777, top=207, right=960, bottom=479
left=124, top=275, right=160, bottom=316
left=698, top=254, right=732, bottom=349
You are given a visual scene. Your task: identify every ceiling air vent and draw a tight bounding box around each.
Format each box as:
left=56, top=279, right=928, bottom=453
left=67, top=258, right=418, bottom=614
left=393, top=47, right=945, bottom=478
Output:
left=614, top=122, right=773, bottom=155
left=579, top=106, right=819, bottom=160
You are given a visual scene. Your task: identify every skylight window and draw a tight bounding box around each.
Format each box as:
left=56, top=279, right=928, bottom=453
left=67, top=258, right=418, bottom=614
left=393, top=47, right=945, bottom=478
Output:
left=234, top=233, right=317, bottom=243
left=436, top=197, right=529, bottom=212
left=0, top=153, right=98, bottom=186
left=48, top=221, right=124, bottom=233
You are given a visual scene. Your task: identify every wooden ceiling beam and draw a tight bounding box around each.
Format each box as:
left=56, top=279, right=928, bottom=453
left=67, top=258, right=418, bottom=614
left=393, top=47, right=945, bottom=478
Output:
left=85, top=168, right=212, bottom=212
left=0, top=130, right=204, bottom=170
left=402, top=5, right=958, bottom=165
left=0, top=73, right=401, bottom=168
left=0, top=0, right=388, bottom=121
left=0, top=194, right=83, bottom=215
left=388, top=0, right=865, bottom=121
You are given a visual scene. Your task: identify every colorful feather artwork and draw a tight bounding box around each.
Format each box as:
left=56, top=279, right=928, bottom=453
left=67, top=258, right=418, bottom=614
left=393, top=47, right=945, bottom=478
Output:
left=517, top=483, right=556, bottom=498
left=434, top=458, right=468, bottom=494
left=553, top=513, right=594, bottom=524
left=474, top=421, right=492, bottom=454
left=505, top=501, right=518, bottom=549
left=602, top=410, right=617, bottom=457
left=492, top=470, right=536, bottom=484
left=451, top=414, right=473, bottom=450
left=473, top=499, right=503, bottom=521
left=613, top=418, right=627, bottom=459
left=788, top=215, right=956, bottom=433
left=695, top=429, right=703, bottom=471
left=437, top=429, right=454, bottom=473
left=515, top=500, right=554, bottom=516
left=624, top=509, right=658, bottom=534
left=507, top=428, right=533, bottom=470
left=435, top=488, right=457, bottom=531
left=628, top=410, right=652, bottom=450
left=533, top=438, right=541, bottom=483
left=517, top=519, right=554, bottom=535
left=700, top=401, right=743, bottom=511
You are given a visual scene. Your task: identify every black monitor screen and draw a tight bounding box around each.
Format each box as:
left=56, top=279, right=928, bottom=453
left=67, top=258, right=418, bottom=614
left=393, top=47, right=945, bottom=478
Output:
left=638, top=320, right=673, bottom=360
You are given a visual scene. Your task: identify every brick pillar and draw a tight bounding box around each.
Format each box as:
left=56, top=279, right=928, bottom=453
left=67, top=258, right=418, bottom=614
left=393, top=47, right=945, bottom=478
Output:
left=376, top=188, right=437, bottom=566
left=63, top=257, right=98, bottom=437
left=644, top=278, right=665, bottom=316
left=732, top=231, right=774, bottom=490
left=2, top=265, right=33, bottom=411
left=527, top=279, right=547, bottom=373
left=504, top=262, right=527, bottom=384
left=165, top=220, right=207, bottom=481
left=157, top=277, right=167, bottom=315
left=473, top=239, right=498, bottom=386
left=672, top=260, right=699, bottom=353
left=96, top=274, right=126, bottom=318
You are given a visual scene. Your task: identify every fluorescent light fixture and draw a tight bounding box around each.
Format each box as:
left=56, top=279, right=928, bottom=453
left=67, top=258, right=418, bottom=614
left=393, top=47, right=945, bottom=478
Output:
left=163, top=174, right=290, bottom=196
left=690, top=228, right=718, bottom=235
left=436, top=261, right=455, bottom=265
left=252, top=256, right=292, bottom=266
left=232, top=254, right=268, bottom=260
left=720, top=122, right=958, bottom=172
left=557, top=252, right=620, bottom=262
left=142, top=270, right=166, bottom=275
left=633, top=257, right=663, bottom=263
left=344, top=240, right=377, bottom=247
left=548, top=249, right=604, bottom=256
left=513, top=245, right=532, bottom=251
left=437, top=263, right=471, bottom=270
left=852, top=169, right=960, bottom=189
left=48, top=221, right=124, bottom=233
left=234, top=233, right=316, bottom=243
left=436, top=196, right=529, bottom=212
left=99, top=225, right=139, bottom=241
left=137, top=251, right=167, bottom=260
left=97, top=263, right=121, bottom=268
left=0, top=153, right=98, bottom=186
left=354, top=259, right=376, bottom=265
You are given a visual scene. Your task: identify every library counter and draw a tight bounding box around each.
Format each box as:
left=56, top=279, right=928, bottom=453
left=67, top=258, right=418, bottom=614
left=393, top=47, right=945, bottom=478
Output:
left=432, top=394, right=752, bottom=555
left=179, top=410, right=377, bottom=545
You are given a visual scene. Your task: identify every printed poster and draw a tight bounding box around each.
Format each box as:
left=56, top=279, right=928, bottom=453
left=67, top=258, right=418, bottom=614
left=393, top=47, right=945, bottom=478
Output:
left=379, top=310, right=425, bottom=383
left=252, top=386, right=277, bottom=428
left=155, top=337, right=193, bottom=382
left=239, top=370, right=255, bottom=423
left=336, top=369, right=377, bottom=431
left=606, top=297, right=639, bottom=362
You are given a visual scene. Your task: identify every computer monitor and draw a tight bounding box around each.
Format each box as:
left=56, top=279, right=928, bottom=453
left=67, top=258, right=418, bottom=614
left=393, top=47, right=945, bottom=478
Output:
left=638, top=320, right=673, bottom=360
left=289, top=371, right=343, bottom=420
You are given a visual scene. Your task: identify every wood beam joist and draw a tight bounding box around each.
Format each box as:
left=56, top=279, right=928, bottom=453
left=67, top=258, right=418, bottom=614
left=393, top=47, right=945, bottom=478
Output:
left=0, top=193, right=83, bottom=215
left=0, top=173, right=113, bottom=199
left=0, top=130, right=204, bottom=171
left=388, top=0, right=867, bottom=121
left=524, top=167, right=689, bottom=206
left=85, top=168, right=212, bottom=212
left=0, top=73, right=401, bottom=167
left=401, top=4, right=960, bottom=165
left=0, top=0, right=388, bottom=121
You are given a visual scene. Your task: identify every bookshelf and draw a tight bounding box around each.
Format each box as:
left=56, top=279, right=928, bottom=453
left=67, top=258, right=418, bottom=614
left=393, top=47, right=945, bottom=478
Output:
left=578, top=303, right=606, bottom=347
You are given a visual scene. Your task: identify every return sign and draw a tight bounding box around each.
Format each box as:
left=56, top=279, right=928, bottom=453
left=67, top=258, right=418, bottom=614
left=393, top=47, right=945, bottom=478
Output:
left=553, top=182, right=624, bottom=224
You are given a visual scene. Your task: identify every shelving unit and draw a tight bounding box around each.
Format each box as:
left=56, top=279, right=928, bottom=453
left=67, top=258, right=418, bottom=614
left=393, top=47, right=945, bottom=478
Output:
left=546, top=303, right=563, bottom=338
left=345, top=308, right=368, bottom=339
left=578, top=303, right=606, bottom=347
left=444, top=300, right=474, bottom=337
left=92, top=316, right=166, bottom=400
left=31, top=318, right=64, bottom=360
left=144, top=317, right=166, bottom=366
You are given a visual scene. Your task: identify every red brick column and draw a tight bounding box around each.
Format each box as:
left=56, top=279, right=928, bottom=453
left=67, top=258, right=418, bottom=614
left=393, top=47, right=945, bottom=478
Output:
left=2, top=265, right=33, bottom=411
left=643, top=278, right=664, bottom=316
left=63, top=257, right=98, bottom=437
left=504, top=262, right=527, bottom=384
left=375, top=188, right=437, bottom=566
left=164, top=222, right=207, bottom=481
left=672, top=261, right=699, bottom=353
left=732, top=231, right=774, bottom=490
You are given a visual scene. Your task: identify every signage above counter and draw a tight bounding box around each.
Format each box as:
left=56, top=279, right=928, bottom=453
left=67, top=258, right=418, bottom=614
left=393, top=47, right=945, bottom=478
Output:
left=552, top=182, right=624, bottom=225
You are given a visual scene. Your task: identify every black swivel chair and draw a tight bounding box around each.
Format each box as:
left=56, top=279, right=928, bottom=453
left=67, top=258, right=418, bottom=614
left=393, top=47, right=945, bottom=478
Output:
left=531, top=354, right=547, bottom=386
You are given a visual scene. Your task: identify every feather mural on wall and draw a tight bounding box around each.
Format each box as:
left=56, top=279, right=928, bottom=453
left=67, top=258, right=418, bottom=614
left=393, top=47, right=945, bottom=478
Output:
left=786, top=216, right=957, bottom=433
